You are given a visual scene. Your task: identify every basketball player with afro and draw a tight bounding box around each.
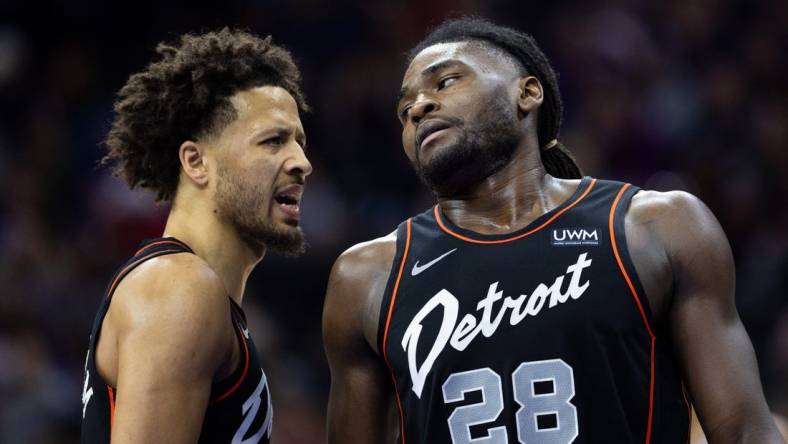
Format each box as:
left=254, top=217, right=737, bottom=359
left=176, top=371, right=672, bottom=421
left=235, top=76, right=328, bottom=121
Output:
left=323, top=17, right=785, bottom=444
left=80, top=29, right=311, bottom=443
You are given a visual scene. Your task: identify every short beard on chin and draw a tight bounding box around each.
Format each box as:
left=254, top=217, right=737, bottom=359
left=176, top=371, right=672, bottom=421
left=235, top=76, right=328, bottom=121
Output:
left=216, top=169, right=307, bottom=258
left=413, top=94, right=521, bottom=196
left=235, top=222, right=306, bottom=258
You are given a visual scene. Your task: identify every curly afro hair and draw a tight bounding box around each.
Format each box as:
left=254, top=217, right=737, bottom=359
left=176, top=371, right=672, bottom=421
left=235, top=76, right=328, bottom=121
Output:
left=408, top=17, right=581, bottom=179
left=103, top=28, right=308, bottom=202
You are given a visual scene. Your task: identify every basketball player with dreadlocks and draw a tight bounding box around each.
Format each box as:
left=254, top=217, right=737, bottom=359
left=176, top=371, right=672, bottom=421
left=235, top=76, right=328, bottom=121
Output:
left=80, top=29, right=311, bottom=443
left=323, top=17, right=784, bottom=444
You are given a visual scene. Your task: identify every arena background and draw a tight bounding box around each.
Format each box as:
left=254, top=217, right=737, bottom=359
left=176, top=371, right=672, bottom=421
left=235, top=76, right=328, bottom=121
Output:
left=1, top=0, right=786, bottom=442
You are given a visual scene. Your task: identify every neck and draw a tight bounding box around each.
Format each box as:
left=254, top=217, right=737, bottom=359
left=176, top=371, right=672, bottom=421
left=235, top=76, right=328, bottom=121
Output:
left=162, top=193, right=263, bottom=305
left=436, top=137, right=573, bottom=235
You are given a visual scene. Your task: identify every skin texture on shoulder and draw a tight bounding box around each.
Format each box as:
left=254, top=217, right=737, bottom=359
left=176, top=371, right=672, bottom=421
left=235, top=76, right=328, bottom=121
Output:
left=323, top=232, right=401, bottom=443
left=96, top=252, right=236, bottom=444
left=624, top=190, right=785, bottom=443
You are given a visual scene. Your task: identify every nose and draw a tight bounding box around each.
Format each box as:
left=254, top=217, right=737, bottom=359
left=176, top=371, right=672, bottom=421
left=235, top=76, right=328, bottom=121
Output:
left=409, top=94, right=440, bottom=125
left=286, top=145, right=313, bottom=179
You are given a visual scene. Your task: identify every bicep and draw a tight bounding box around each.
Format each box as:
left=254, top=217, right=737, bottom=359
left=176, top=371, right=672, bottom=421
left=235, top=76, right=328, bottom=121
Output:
left=323, top=253, right=397, bottom=444
left=325, top=350, right=396, bottom=444
left=666, top=193, right=775, bottom=439
left=113, top=328, right=214, bottom=443
left=110, top=275, right=230, bottom=443
left=671, top=286, right=767, bottom=438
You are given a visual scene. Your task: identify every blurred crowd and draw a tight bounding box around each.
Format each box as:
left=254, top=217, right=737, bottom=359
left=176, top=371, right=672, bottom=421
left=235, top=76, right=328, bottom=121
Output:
left=0, top=0, right=786, bottom=442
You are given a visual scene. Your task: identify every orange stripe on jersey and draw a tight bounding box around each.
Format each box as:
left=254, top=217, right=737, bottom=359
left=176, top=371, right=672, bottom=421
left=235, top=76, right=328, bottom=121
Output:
left=434, top=178, right=597, bottom=244
left=382, top=218, right=412, bottom=444
left=211, top=324, right=250, bottom=403
left=134, top=239, right=188, bottom=256
left=107, top=385, right=115, bottom=432
left=609, top=184, right=654, bottom=336
left=609, top=183, right=656, bottom=444
left=646, top=339, right=656, bottom=444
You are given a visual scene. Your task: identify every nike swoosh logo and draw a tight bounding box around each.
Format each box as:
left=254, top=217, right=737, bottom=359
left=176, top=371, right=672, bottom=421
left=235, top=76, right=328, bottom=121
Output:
left=411, top=248, right=457, bottom=276
left=242, top=327, right=250, bottom=339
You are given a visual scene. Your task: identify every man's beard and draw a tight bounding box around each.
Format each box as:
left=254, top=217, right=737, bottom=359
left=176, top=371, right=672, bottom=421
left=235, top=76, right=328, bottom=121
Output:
left=412, top=94, right=521, bottom=196
left=216, top=165, right=306, bottom=258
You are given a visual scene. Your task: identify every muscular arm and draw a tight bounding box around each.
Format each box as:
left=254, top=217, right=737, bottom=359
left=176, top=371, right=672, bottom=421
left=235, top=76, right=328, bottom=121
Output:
left=639, top=191, right=784, bottom=443
left=323, top=236, right=399, bottom=444
left=103, top=255, right=233, bottom=443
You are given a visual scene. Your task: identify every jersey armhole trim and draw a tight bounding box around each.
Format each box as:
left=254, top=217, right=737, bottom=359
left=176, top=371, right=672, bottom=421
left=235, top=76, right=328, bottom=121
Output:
left=88, top=246, right=196, bottom=425
left=104, top=247, right=190, bottom=300
left=134, top=238, right=193, bottom=256
left=107, top=385, right=115, bottom=433
left=609, top=183, right=656, bottom=444
left=210, top=323, right=250, bottom=404
left=381, top=218, right=411, bottom=444
left=433, top=178, right=597, bottom=244
left=609, top=184, right=655, bottom=337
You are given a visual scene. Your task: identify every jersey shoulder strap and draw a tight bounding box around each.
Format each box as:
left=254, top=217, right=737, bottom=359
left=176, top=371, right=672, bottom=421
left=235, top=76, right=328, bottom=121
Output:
left=88, top=237, right=194, bottom=338
left=376, top=216, right=417, bottom=355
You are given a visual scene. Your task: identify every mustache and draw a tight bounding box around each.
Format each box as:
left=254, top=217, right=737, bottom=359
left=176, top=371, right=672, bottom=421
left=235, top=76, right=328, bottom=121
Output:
left=415, top=116, right=465, bottom=162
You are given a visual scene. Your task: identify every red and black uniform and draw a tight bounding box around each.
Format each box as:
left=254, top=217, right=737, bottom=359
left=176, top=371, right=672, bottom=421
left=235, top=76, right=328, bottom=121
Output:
left=80, top=237, right=272, bottom=444
left=378, top=178, right=690, bottom=444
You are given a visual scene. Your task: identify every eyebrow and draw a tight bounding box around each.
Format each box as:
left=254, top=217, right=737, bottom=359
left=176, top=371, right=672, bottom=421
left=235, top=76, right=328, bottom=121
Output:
left=421, top=59, right=463, bottom=77
left=398, top=59, right=464, bottom=104
left=255, top=126, right=307, bottom=150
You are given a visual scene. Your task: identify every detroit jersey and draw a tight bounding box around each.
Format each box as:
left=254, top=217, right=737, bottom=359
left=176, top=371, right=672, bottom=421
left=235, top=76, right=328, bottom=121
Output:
left=81, top=237, right=272, bottom=444
left=378, top=178, right=690, bottom=444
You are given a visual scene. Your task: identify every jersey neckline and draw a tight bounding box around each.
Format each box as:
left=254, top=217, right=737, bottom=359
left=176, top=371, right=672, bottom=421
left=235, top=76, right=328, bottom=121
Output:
left=433, top=176, right=596, bottom=244
left=135, top=236, right=194, bottom=255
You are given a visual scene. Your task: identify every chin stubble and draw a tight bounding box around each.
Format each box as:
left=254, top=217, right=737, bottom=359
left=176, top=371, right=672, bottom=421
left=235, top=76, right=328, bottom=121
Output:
left=413, top=94, right=521, bottom=195
left=216, top=166, right=307, bottom=258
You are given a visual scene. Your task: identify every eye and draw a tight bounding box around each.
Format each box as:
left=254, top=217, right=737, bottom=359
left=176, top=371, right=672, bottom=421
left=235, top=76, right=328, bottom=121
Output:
left=400, top=105, right=412, bottom=120
left=438, top=75, right=459, bottom=90
left=261, top=136, right=284, bottom=146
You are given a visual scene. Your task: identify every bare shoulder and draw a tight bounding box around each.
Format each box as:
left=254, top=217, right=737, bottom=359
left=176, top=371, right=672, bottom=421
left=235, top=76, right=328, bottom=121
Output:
left=628, top=189, right=710, bottom=223
left=110, top=252, right=231, bottom=337
left=331, top=232, right=398, bottom=286
left=629, top=189, right=734, bottom=301
left=628, top=189, right=727, bottom=250
left=97, top=252, right=234, bottom=387
left=324, top=231, right=398, bottom=354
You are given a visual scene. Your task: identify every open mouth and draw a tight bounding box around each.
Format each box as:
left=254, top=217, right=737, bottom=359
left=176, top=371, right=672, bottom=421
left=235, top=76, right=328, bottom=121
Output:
left=274, top=193, right=299, bottom=207
left=273, top=185, right=303, bottom=223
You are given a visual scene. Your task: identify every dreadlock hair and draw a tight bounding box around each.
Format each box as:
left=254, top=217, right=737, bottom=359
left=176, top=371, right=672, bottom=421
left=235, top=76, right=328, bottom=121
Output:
left=104, top=28, right=308, bottom=202
left=408, top=17, right=582, bottom=179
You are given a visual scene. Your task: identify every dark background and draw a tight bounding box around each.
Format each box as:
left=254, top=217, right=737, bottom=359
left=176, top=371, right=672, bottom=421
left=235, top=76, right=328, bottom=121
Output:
left=1, top=0, right=786, bottom=442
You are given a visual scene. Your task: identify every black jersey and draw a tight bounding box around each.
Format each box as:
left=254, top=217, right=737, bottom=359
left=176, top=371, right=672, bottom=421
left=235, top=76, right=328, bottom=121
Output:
left=378, top=178, right=690, bottom=444
left=81, top=237, right=272, bottom=444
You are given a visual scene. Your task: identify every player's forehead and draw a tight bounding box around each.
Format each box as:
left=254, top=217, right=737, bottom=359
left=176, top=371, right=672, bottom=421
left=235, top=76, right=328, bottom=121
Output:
left=402, top=41, right=517, bottom=89
left=228, top=86, right=304, bottom=136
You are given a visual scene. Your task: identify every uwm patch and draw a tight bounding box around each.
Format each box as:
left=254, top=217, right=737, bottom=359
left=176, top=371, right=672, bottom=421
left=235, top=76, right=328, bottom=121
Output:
left=551, top=227, right=600, bottom=246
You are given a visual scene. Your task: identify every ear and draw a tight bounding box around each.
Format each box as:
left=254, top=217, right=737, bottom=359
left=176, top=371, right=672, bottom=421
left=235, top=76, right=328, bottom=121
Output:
left=517, top=76, right=544, bottom=114
left=179, top=140, right=210, bottom=188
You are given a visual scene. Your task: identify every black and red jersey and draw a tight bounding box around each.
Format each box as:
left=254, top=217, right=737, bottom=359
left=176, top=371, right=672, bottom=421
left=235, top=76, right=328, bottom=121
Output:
left=378, top=178, right=690, bottom=444
left=80, top=237, right=272, bottom=444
